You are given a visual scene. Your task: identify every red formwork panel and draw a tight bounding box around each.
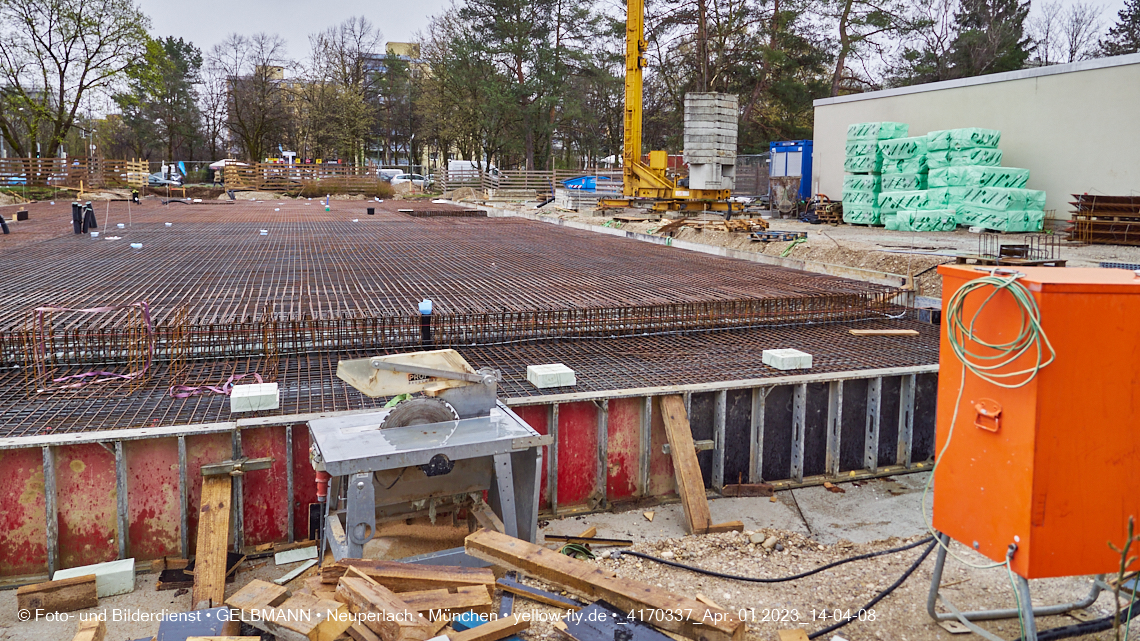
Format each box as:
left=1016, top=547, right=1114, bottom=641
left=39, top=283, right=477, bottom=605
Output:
left=185, top=432, right=234, bottom=556
left=292, top=424, right=317, bottom=540
left=556, top=402, right=598, bottom=506
left=125, top=438, right=181, bottom=561
left=55, top=443, right=117, bottom=569
left=648, top=398, right=677, bottom=497
left=241, top=426, right=289, bottom=546
left=606, top=398, right=641, bottom=500
left=0, top=447, right=48, bottom=576
left=512, top=406, right=549, bottom=509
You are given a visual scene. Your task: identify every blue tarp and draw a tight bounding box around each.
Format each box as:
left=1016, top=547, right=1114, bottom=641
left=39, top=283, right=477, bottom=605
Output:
left=562, top=175, right=615, bottom=191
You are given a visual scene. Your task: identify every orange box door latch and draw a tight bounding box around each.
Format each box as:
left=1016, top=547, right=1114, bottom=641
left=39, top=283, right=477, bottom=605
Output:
left=974, top=399, right=1002, bottom=432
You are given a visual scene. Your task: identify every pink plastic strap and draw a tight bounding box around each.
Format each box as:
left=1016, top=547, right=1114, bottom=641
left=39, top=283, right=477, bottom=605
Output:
left=169, top=372, right=264, bottom=399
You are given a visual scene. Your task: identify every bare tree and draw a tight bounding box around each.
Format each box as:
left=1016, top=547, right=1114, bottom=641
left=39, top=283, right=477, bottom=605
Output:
left=302, top=17, right=384, bottom=163
left=1030, top=1, right=1104, bottom=64
left=0, top=0, right=149, bottom=158
left=207, top=33, right=291, bottom=162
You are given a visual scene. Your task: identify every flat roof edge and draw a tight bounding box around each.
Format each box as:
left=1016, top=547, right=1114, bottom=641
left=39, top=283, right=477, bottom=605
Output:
left=813, top=53, right=1140, bottom=107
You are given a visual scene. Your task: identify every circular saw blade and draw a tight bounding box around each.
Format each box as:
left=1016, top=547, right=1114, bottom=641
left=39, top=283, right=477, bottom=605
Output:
left=379, top=397, right=459, bottom=429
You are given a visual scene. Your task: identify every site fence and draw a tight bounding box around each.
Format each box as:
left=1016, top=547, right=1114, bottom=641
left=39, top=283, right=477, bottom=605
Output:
left=439, top=168, right=624, bottom=195
left=222, top=162, right=386, bottom=193
left=0, top=157, right=148, bottom=188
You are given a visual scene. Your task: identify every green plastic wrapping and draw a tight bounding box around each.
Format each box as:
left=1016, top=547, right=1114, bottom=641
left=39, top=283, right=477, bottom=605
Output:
left=842, top=189, right=878, bottom=207
left=847, top=122, right=909, bottom=141
left=878, top=136, right=929, bottom=160
left=961, top=187, right=1046, bottom=211
left=928, top=166, right=1030, bottom=188
left=924, top=187, right=969, bottom=209
left=927, top=148, right=1003, bottom=169
left=842, top=206, right=882, bottom=225
left=877, top=190, right=929, bottom=214
left=926, top=128, right=1001, bottom=151
left=845, top=153, right=882, bottom=173
left=843, top=175, right=882, bottom=191
left=881, top=156, right=927, bottom=174
left=881, top=173, right=928, bottom=192
left=956, top=206, right=1045, bottom=231
left=845, top=141, right=881, bottom=156
left=893, top=209, right=958, bottom=232
left=883, top=213, right=899, bottom=230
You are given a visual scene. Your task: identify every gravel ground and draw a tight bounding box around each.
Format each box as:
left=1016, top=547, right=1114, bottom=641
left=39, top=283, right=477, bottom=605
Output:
left=523, top=209, right=1140, bottom=299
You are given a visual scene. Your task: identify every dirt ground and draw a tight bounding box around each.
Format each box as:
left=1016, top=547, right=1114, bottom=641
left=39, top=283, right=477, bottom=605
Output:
left=518, top=208, right=1140, bottom=299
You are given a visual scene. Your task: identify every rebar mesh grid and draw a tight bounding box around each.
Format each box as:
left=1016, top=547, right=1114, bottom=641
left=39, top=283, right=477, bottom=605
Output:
left=0, top=317, right=938, bottom=438
left=0, top=201, right=903, bottom=373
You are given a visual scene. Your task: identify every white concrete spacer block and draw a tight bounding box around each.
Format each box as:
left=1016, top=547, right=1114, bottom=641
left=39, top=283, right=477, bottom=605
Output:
left=53, top=558, right=135, bottom=597
left=230, top=382, right=280, bottom=413
left=526, top=363, right=577, bottom=389
left=762, top=349, right=813, bottom=371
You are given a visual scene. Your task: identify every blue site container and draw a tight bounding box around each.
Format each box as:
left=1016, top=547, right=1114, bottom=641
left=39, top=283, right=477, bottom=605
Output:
left=769, top=140, right=813, bottom=201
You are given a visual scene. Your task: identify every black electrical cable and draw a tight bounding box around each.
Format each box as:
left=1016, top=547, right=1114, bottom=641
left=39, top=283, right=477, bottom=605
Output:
left=807, top=539, right=937, bottom=639
left=620, top=535, right=934, bottom=583
left=1017, top=600, right=1140, bottom=641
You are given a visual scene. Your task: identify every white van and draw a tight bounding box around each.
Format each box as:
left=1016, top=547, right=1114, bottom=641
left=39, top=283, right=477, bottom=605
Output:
left=378, top=168, right=403, bottom=182
left=447, top=160, right=505, bottom=185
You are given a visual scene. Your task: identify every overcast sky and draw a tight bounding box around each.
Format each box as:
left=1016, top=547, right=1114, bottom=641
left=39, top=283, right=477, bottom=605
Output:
left=139, top=0, right=1127, bottom=63
left=138, top=0, right=453, bottom=60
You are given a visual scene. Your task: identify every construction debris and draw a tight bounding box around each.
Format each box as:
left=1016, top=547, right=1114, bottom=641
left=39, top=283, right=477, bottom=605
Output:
left=321, top=558, right=496, bottom=593
left=465, top=529, right=746, bottom=641
left=53, top=559, right=135, bottom=598
left=395, top=585, right=494, bottom=617
left=1070, top=195, right=1140, bottom=245
left=72, top=616, right=106, bottom=641
left=336, top=575, right=436, bottom=641
left=17, top=574, right=98, bottom=614
left=227, top=579, right=352, bottom=641
left=655, top=217, right=769, bottom=236
left=497, top=576, right=584, bottom=610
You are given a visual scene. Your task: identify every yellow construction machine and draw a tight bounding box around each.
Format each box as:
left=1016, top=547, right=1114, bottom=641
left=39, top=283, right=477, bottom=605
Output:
left=599, top=0, right=742, bottom=213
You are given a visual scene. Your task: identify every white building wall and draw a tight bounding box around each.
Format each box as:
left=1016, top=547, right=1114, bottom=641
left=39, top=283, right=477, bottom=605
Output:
left=813, top=54, right=1140, bottom=219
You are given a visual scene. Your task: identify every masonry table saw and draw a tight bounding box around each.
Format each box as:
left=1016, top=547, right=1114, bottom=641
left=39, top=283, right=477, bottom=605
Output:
left=308, top=349, right=548, bottom=566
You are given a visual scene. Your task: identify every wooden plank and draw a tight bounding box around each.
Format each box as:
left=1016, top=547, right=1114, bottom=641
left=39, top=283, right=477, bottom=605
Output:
left=705, top=521, right=744, bottom=534
left=73, top=617, right=106, bottom=641
left=17, top=574, right=98, bottom=613
left=321, top=559, right=495, bottom=592
left=577, top=526, right=597, bottom=538
left=336, top=576, right=435, bottom=641
left=848, top=329, right=920, bottom=336
left=193, top=475, right=232, bottom=610
left=227, top=580, right=349, bottom=641
left=397, top=585, right=493, bottom=617
left=497, top=577, right=582, bottom=611
left=658, top=395, right=712, bottom=534
left=465, top=530, right=744, bottom=641
left=448, top=616, right=529, bottom=641
left=185, top=638, right=262, bottom=640
left=776, top=631, right=810, bottom=641
left=720, top=483, right=774, bottom=497
left=348, top=624, right=384, bottom=641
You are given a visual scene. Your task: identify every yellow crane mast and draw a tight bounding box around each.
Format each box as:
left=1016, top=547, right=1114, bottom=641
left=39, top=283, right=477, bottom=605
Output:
left=601, top=0, right=740, bottom=213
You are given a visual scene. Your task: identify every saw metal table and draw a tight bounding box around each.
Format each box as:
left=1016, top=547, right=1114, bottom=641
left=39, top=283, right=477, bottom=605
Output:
left=309, top=402, right=547, bottom=566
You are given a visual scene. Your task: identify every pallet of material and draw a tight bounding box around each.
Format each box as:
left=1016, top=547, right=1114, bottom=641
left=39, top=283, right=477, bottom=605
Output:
left=320, top=558, right=495, bottom=593
left=18, top=574, right=98, bottom=614
left=227, top=579, right=352, bottom=641
left=465, top=529, right=745, bottom=641
left=750, top=230, right=807, bottom=242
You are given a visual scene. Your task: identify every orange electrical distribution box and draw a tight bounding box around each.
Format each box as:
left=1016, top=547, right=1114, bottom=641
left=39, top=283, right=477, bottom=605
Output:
left=935, top=265, right=1140, bottom=579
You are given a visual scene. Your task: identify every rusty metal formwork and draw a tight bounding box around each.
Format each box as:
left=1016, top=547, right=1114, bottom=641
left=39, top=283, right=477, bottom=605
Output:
left=1069, top=194, right=1140, bottom=246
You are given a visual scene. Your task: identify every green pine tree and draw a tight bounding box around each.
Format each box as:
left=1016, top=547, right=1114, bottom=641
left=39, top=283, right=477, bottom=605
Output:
left=1100, top=0, right=1140, bottom=55
left=949, top=0, right=1033, bottom=76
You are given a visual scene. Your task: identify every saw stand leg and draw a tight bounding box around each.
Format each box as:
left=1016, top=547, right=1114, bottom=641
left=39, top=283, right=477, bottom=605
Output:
left=489, top=452, right=519, bottom=538
left=927, top=532, right=1106, bottom=641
